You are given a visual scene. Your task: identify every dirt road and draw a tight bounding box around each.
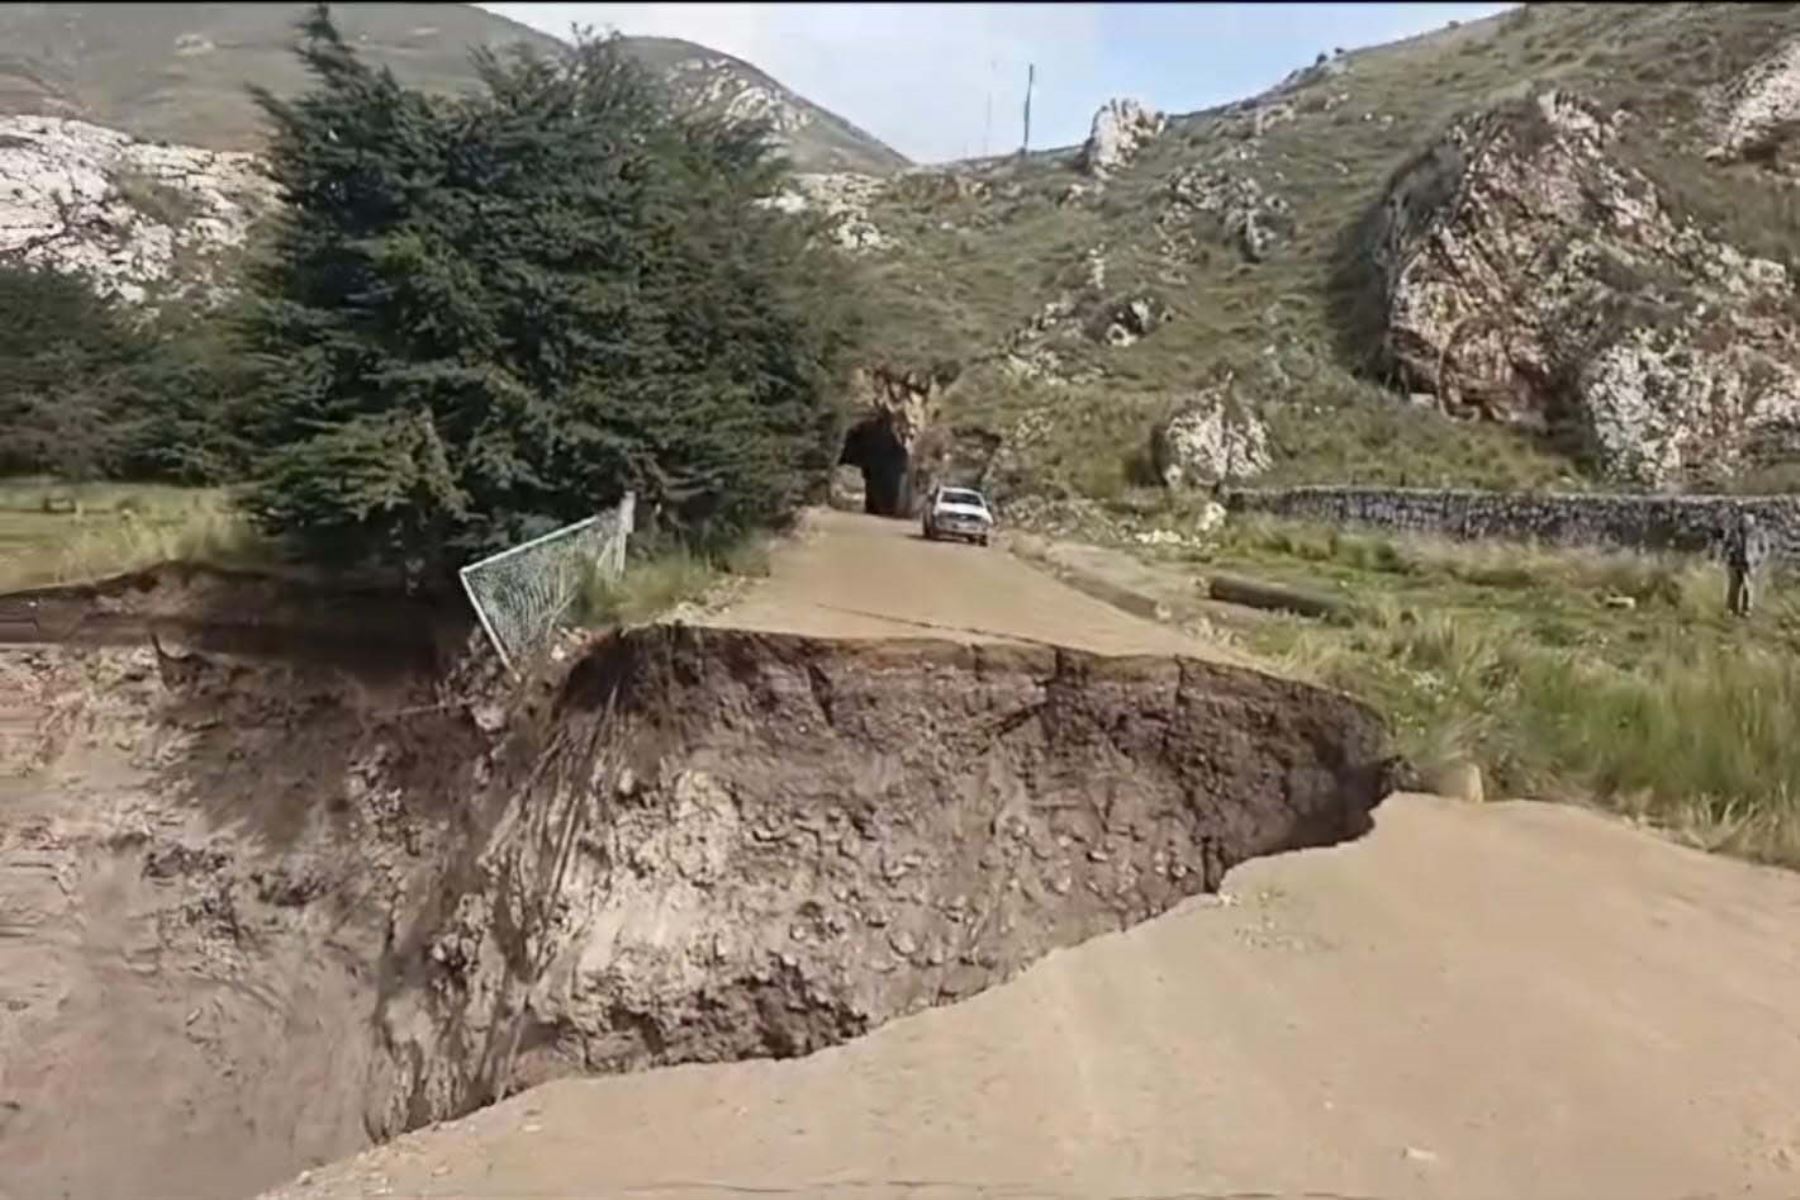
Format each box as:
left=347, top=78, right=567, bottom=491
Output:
left=260, top=511, right=1800, bottom=1200
left=700, top=508, right=1241, bottom=660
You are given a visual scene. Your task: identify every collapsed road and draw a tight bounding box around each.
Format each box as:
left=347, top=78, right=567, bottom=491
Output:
left=7, top=511, right=1800, bottom=1200
left=0, top=510, right=1386, bottom=1200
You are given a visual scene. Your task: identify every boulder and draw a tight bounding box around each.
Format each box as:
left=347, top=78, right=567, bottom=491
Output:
left=1373, top=89, right=1800, bottom=485
left=1151, top=383, right=1272, bottom=489
left=1088, top=295, right=1169, bottom=347
left=1078, top=99, right=1166, bottom=179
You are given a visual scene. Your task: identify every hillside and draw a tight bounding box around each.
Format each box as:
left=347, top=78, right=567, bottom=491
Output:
left=0, top=2, right=907, bottom=174
left=9, top=2, right=1800, bottom=504
left=818, top=3, right=1800, bottom=504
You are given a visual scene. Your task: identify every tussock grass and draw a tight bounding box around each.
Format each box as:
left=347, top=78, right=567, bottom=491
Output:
left=0, top=478, right=270, bottom=592
left=572, top=533, right=774, bottom=628
left=1196, top=515, right=1800, bottom=867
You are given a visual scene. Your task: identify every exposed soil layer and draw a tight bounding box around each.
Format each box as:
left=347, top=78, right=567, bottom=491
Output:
left=0, top=573, right=1390, bottom=1200
left=0, top=562, right=463, bottom=669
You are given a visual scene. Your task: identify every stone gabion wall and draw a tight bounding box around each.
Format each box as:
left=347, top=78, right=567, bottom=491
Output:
left=1222, top=486, right=1800, bottom=560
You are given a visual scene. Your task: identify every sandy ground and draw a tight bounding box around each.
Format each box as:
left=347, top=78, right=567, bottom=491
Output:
left=261, top=511, right=1800, bottom=1200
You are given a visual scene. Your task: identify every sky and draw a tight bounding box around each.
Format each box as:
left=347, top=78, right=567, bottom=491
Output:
left=478, top=3, right=1511, bottom=165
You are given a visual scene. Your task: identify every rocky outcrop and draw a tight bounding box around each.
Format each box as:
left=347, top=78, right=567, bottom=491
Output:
left=0, top=115, right=275, bottom=302
left=1151, top=381, right=1272, bottom=489
left=666, top=55, right=813, bottom=140
left=657, top=50, right=909, bottom=176
left=860, top=363, right=941, bottom=447
left=1078, top=99, right=1165, bottom=179
left=766, top=172, right=889, bottom=252
left=1166, top=166, right=1293, bottom=261
left=1707, top=38, right=1800, bottom=164
left=1374, top=90, right=1800, bottom=485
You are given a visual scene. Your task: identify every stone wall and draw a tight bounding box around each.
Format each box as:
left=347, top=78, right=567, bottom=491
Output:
left=1223, top=486, right=1800, bottom=559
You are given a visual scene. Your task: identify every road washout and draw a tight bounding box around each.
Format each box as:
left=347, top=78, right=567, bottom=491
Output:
left=0, top=539, right=1390, bottom=1200
left=263, top=510, right=1800, bottom=1200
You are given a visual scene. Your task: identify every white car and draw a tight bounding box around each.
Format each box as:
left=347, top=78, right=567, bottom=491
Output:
left=922, top=486, right=995, bottom=546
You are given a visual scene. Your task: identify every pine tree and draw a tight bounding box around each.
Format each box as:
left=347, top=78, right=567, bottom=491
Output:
left=0, top=264, right=144, bottom=478
left=239, top=4, right=861, bottom=581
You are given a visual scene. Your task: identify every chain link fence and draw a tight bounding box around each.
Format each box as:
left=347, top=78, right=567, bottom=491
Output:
left=458, top=493, right=636, bottom=673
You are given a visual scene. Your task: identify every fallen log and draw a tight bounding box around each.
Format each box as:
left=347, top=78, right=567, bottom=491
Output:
left=1205, top=572, right=1347, bottom=619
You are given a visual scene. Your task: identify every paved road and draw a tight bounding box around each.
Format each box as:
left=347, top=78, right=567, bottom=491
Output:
left=264, top=511, right=1800, bottom=1200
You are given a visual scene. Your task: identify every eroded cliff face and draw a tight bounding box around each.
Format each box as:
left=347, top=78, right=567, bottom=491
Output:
left=0, top=579, right=1391, bottom=1200
left=1373, top=90, right=1800, bottom=486
left=372, top=626, right=1391, bottom=1130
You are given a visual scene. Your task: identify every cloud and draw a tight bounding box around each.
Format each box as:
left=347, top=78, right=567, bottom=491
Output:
left=478, top=3, right=1509, bottom=165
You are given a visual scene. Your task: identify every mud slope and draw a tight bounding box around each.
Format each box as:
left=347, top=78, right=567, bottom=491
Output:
left=0, top=587, right=1389, bottom=1200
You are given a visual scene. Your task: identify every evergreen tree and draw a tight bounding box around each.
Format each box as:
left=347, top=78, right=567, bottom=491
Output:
left=0, top=264, right=144, bottom=478
left=0, top=263, right=254, bottom=485
left=240, top=4, right=860, bottom=580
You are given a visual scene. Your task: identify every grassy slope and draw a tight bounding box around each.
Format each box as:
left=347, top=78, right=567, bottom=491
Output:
left=624, top=36, right=909, bottom=176
left=856, top=3, right=1800, bottom=498
left=0, top=3, right=907, bottom=173
left=1224, top=520, right=1800, bottom=867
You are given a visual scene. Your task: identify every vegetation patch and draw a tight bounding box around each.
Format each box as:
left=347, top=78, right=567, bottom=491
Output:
left=0, top=478, right=269, bottom=592
left=1164, top=515, right=1800, bottom=866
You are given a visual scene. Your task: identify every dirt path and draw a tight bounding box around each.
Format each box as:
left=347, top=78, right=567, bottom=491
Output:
left=701, top=509, right=1246, bottom=662
left=259, top=512, right=1800, bottom=1200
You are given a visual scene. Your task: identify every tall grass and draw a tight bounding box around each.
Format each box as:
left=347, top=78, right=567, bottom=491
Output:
left=1219, top=517, right=1800, bottom=867
left=570, top=534, right=774, bottom=628
left=0, top=480, right=270, bottom=591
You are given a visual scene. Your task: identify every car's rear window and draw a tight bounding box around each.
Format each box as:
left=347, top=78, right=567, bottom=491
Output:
left=941, top=490, right=986, bottom=507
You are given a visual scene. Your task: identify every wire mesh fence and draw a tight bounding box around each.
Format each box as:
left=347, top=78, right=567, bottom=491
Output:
left=458, top=493, right=636, bottom=673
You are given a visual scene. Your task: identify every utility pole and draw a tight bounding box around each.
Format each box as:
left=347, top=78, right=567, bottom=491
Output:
left=1021, top=63, right=1035, bottom=156
left=983, top=57, right=994, bottom=158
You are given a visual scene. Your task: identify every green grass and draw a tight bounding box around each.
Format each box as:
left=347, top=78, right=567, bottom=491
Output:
left=0, top=477, right=270, bottom=592
left=1176, top=515, right=1800, bottom=867
left=572, top=534, right=774, bottom=628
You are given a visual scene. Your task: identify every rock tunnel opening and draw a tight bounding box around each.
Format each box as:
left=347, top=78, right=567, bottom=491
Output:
left=840, top=414, right=912, bottom=517
left=0, top=584, right=1395, bottom=1200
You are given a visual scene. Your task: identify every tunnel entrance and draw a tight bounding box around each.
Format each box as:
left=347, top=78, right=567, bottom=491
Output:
left=840, top=414, right=912, bottom=517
